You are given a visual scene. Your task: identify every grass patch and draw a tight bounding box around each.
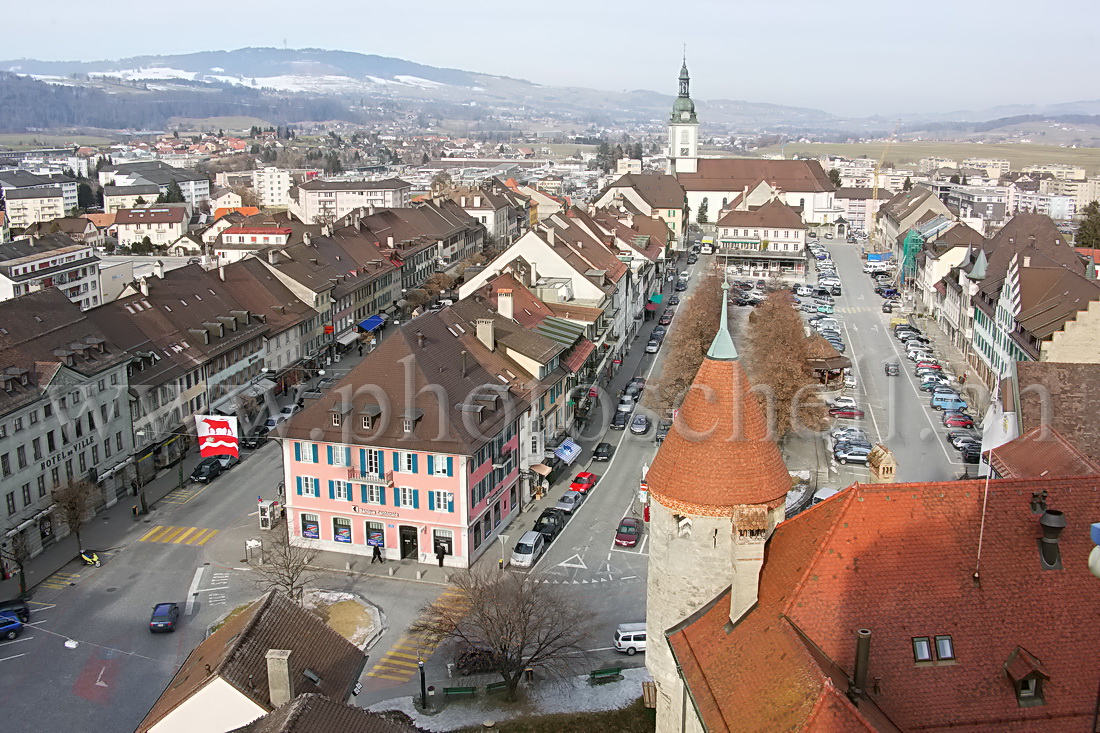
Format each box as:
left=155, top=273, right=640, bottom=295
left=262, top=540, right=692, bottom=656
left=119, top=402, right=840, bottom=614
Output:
left=755, top=141, right=1100, bottom=175
left=453, top=697, right=655, bottom=733
left=0, top=133, right=116, bottom=149
left=209, top=602, right=253, bottom=633
left=168, top=116, right=271, bottom=132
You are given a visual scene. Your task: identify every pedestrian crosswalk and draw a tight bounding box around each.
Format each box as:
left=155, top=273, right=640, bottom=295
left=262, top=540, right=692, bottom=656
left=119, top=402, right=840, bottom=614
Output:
left=40, top=570, right=81, bottom=590
left=139, top=525, right=219, bottom=545
left=832, top=306, right=892, bottom=314
left=159, top=485, right=204, bottom=506
left=366, top=588, right=469, bottom=682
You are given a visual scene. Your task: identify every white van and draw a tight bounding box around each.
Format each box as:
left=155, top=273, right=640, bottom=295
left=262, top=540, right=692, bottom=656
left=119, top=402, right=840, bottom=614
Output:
left=614, top=622, right=647, bottom=655
left=510, top=531, right=545, bottom=568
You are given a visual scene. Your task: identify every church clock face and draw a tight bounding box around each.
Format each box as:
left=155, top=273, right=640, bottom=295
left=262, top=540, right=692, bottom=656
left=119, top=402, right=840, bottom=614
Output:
left=680, top=147, right=690, bottom=155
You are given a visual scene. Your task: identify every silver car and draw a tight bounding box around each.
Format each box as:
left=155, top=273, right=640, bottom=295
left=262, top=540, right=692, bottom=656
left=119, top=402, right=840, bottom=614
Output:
left=555, top=490, right=586, bottom=515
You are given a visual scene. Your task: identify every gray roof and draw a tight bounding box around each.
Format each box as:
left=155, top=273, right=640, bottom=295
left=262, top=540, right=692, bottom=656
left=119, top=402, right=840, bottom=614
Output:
left=297, top=177, right=411, bottom=192
left=0, top=232, right=86, bottom=263
left=104, top=160, right=206, bottom=183
left=4, top=186, right=63, bottom=200
left=103, top=184, right=162, bottom=196
left=229, top=694, right=414, bottom=733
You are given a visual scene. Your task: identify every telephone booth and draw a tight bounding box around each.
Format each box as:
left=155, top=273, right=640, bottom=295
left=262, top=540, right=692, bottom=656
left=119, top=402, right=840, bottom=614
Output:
left=258, top=500, right=279, bottom=530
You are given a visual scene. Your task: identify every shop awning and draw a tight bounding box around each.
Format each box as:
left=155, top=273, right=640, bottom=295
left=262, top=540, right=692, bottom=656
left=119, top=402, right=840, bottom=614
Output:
left=562, top=338, right=596, bottom=374
left=649, top=293, right=664, bottom=304
left=337, top=331, right=361, bottom=346
left=554, top=438, right=582, bottom=465
left=358, top=314, right=386, bottom=332
left=644, top=302, right=658, bottom=311
left=535, top=316, right=587, bottom=346
left=529, top=463, right=552, bottom=476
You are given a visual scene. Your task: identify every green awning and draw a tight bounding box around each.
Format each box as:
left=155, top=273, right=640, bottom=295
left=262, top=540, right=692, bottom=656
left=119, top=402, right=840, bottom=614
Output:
left=649, top=293, right=664, bottom=304
left=535, top=316, right=587, bottom=346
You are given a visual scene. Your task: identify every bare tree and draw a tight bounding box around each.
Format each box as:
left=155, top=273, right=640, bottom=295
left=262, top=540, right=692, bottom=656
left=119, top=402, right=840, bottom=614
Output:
left=410, top=567, right=596, bottom=701
left=231, top=185, right=259, bottom=208
left=422, top=273, right=455, bottom=298
left=52, top=479, right=99, bottom=552
left=644, top=273, right=722, bottom=412
left=745, top=292, right=829, bottom=438
left=0, top=534, right=30, bottom=596
left=252, top=521, right=318, bottom=603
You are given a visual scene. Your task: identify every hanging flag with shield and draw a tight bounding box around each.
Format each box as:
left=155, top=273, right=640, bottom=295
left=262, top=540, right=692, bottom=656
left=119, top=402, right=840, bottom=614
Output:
left=195, top=415, right=240, bottom=458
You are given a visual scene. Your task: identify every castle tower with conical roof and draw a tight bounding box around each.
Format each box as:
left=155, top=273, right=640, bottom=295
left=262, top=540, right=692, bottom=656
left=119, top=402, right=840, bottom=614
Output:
left=667, top=58, right=699, bottom=175
left=644, top=282, right=789, bottom=732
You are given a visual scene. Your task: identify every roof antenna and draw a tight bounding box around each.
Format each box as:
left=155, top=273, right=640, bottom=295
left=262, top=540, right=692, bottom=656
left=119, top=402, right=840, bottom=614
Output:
left=973, top=445, right=994, bottom=585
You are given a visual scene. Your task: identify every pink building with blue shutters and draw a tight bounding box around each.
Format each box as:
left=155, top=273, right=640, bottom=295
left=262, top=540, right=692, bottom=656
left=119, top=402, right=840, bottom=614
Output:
left=280, top=312, right=530, bottom=567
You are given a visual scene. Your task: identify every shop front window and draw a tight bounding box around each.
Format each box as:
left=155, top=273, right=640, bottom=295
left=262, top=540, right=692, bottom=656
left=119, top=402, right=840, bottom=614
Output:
left=301, top=513, right=320, bottom=539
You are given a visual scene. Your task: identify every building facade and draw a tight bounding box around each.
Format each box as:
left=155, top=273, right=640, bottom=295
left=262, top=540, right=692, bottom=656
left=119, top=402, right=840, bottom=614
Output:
left=0, top=233, right=102, bottom=310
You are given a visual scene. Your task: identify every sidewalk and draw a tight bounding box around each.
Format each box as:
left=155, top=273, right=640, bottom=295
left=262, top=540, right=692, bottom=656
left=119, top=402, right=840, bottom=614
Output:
left=905, top=312, right=990, bottom=415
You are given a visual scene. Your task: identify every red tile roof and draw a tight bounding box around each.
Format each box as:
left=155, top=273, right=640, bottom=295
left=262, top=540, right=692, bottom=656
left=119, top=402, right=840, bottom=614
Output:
left=715, top=199, right=807, bottom=229
left=647, top=354, right=789, bottom=515
left=678, top=159, right=834, bottom=193
left=988, top=426, right=1100, bottom=478
left=215, top=206, right=261, bottom=220
left=668, top=475, right=1100, bottom=732
left=561, top=338, right=596, bottom=374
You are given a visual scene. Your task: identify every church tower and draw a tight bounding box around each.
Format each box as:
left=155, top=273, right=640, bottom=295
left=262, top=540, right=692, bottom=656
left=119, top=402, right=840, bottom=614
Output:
left=644, top=283, right=789, bottom=732
left=667, top=58, right=699, bottom=175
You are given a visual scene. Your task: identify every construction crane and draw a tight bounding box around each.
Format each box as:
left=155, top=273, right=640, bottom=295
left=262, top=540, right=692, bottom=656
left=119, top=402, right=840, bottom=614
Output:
left=868, top=121, right=900, bottom=253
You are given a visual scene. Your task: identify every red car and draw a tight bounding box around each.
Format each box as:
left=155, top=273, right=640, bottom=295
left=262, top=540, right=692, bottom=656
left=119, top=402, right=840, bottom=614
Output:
left=942, top=413, right=974, bottom=428
left=828, top=407, right=865, bottom=419
left=569, top=472, right=599, bottom=494
left=914, top=361, right=942, bottom=371
left=615, top=517, right=642, bottom=547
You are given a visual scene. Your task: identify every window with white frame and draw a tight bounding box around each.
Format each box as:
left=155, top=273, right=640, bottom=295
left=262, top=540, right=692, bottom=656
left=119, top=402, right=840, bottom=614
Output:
left=400, top=486, right=415, bottom=507
left=331, top=448, right=347, bottom=467
left=334, top=480, right=350, bottom=500
left=364, top=484, right=383, bottom=504
left=433, top=455, right=450, bottom=476
left=361, top=415, right=372, bottom=430
left=331, top=413, right=341, bottom=427
left=402, top=452, right=415, bottom=472
left=366, top=450, right=379, bottom=476
left=402, top=417, right=414, bottom=433
left=301, top=476, right=320, bottom=497
left=299, top=443, right=315, bottom=463
left=432, top=490, right=452, bottom=511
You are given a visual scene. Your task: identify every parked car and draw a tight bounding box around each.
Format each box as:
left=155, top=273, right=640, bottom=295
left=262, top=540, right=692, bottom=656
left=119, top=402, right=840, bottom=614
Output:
left=628, top=376, right=647, bottom=393
left=555, top=490, right=586, bottom=515
left=943, top=413, right=975, bottom=428
left=668, top=296, right=680, bottom=306
left=593, top=442, right=614, bottom=461
left=213, top=454, right=239, bottom=471
left=686, top=254, right=698, bottom=264
left=885, top=362, right=900, bottom=376
left=655, top=419, right=673, bottom=443
left=263, top=414, right=288, bottom=430
left=610, top=412, right=629, bottom=430
left=951, top=435, right=981, bottom=451
left=831, top=426, right=869, bottom=442
left=962, top=444, right=983, bottom=464
left=241, top=425, right=270, bottom=449
left=834, top=444, right=873, bottom=465
left=617, top=396, right=635, bottom=413
left=149, top=602, right=180, bottom=633
left=829, top=396, right=858, bottom=409
left=652, top=325, right=668, bottom=341
left=816, top=304, right=835, bottom=315
left=533, top=508, right=567, bottom=541
left=0, top=598, right=30, bottom=623
left=829, top=407, right=865, bottom=419
left=0, top=611, right=24, bottom=640
left=615, top=517, right=642, bottom=547
left=510, top=530, right=546, bottom=568
left=919, top=380, right=950, bottom=392
left=190, top=457, right=224, bottom=483
left=658, top=313, right=673, bottom=326
left=630, top=414, right=650, bottom=435
left=675, top=281, right=687, bottom=291
left=645, top=339, right=660, bottom=353
left=568, top=471, right=599, bottom=494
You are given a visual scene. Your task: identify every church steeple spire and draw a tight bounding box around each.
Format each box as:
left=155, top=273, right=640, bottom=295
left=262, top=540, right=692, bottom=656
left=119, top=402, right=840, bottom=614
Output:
left=678, top=55, right=690, bottom=98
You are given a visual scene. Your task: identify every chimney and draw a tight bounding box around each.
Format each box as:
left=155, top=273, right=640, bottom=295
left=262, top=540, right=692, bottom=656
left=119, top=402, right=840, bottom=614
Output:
left=265, top=649, right=294, bottom=707
left=321, top=224, right=331, bottom=237
left=303, top=231, right=312, bottom=246
left=497, top=288, right=514, bottom=320
left=476, top=318, right=495, bottom=351
left=1039, top=509, right=1066, bottom=569
left=368, top=205, right=376, bottom=216
left=576, top=239, right=583, bottom=249
left=847, top=629, right=872, bottom=705
left=153, top=260, right=165, bottom=279
left=218, top=265, right=226, bottom=281
left=387, top=235, right=394, bottom=249
left=529, top=261, right=538, bottom=285
left=416, top=330, right=425, bottom=348
left=546, top=227, right=555, bottom=245
left=1023, top=256, right=1031, bottom=267
left=461, top=196, right=467, bottom=207
left=474, top=195, right=482, bottom=207
left=461, top=349, right=468, bottom=377
left=267, top=249, right=280, bottom=265
left=139, top=277, right=150, bottom=297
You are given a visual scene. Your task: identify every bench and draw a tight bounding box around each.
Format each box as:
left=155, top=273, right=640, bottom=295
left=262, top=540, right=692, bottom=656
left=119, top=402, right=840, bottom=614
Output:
left=485, top=681, right=509, bottom=694
left=442, top=686, right=477, bottom=698
left=589, top=667, right=623, bottom=683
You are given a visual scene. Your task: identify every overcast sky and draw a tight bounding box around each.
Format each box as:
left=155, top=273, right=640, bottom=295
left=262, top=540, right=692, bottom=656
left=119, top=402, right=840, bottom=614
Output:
left=5, top=0, right=1098, bottom=117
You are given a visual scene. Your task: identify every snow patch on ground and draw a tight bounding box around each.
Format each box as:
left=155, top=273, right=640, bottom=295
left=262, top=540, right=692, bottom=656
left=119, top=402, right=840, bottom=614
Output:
left=303, top=589, right=358, bottom=608
left=367, top=667, right=651, bottom=731
left=393, top=75, right=445, bottom=88
left=88, top=67, right=198, bottom=82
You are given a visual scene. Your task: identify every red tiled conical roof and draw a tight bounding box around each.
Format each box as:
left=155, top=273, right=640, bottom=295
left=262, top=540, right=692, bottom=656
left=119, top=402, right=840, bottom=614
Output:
left=648, top=355, right=789, bottom=515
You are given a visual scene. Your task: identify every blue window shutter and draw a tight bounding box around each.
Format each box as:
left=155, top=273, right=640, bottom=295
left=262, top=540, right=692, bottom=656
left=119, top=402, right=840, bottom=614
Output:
left=361, top=485, right=367, bottom=503
left=411, top=454, right=418, bottom=473
left=327, top=445, right=334, bottom=464
left=393, top=486, right=400, bottom=506
left=359, top=449, right=366, bottom=474
left=392, top=451, right=399, bottom=471
left=379, top=486, right=386, bottom=505
left=344, top=447, right=352, bottom=466
left=412, top=490, right=420, bottom=509
left=428, top=491, right=435, bottom=511
left=311, top=444, right=319, bottom=463
left=448, top=494, right=454, bottom=512
left=328, top=480, right=335, bottom=500
left=296, top=476, right=303, bottom=495
left=427, top=455, right=434, bottom=474
left=294, top=442, right=301, bottom=462
left=376, top=450, right=384, bottom=473
left=446, top=457, right=453, bottom=477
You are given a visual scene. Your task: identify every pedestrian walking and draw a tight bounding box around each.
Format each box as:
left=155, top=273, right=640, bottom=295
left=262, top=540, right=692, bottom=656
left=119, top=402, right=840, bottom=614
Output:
left=358, top=343, right=363, bottom=356
left=436, top=545, right=446, bottom=568
left=371, top=544, right=384, bottom=564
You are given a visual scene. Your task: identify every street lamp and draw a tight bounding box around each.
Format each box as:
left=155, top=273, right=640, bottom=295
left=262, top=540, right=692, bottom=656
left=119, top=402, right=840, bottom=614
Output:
left=497, top=533, right=509, bottom=571
left=418, top=656, right=428, bottom=710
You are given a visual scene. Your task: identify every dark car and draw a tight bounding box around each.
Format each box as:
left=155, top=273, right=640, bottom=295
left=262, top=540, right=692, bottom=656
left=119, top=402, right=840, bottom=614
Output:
left=149, top=602, right=180, bottom=633
left=946, top=429, right=978, bottom=444
left=615, top=517, right=642, bottom=547
left=652, top=325, right=668, bottom=340
left=962, top=444, right=983, bottom=464
left=675, top=280, right=687, bottom=292
left=533, top=508, right=566, bottom=541
left=593, top=442, right=614, bottom=461
left=828, top=407, right=865, bottom=419
left=190, top=457, right=223, bottom=483
left=0, top=611, right=23, bottom=640
left=0, top=598, right=30, bottom=623
left=610, top=412, right=629, bottom=430
left=628, top=376, right=647, bottom=393
left=655, top=419, right=672, bottom=443
left=668, top=296, right=680, bottom=306
left=456, top=646, right=498, bottom=675
left=630, top=414, right=650, bottom=435
left=686, top=254, right=698, bottom=264
left=240, top=425, right=270, bottom=449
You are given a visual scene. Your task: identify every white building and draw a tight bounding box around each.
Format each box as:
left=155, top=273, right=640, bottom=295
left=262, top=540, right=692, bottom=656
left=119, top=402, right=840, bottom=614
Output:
left=2, top=186, right=67, bottom=228
left=0, top=170, right=79, bottom=219
left=251, top=167, right=292, bottom=208
left=114, top=207, right=188, bottom=248
left=0, top=233, right=102, bottom=309
left=102, top=185, right=163, bottom=214
left=98, top=161, right=210, bottom=213
left=289, top=178, right=412, bottom=224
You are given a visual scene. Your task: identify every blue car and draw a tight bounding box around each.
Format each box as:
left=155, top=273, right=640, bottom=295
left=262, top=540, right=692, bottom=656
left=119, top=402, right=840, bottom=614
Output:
left=0, top=610, right=24, bottom=640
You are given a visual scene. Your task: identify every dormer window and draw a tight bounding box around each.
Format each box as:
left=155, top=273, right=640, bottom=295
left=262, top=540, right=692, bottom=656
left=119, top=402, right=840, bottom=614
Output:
left=331, top=413, right=341, bottom=427
left=402, top=418, right=413, bottom=433
left=361, top=416, right=372, bottom=430
left=400, top=408, right=424, bottom=435
left=1004, top=646, right=1048, bottom=707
